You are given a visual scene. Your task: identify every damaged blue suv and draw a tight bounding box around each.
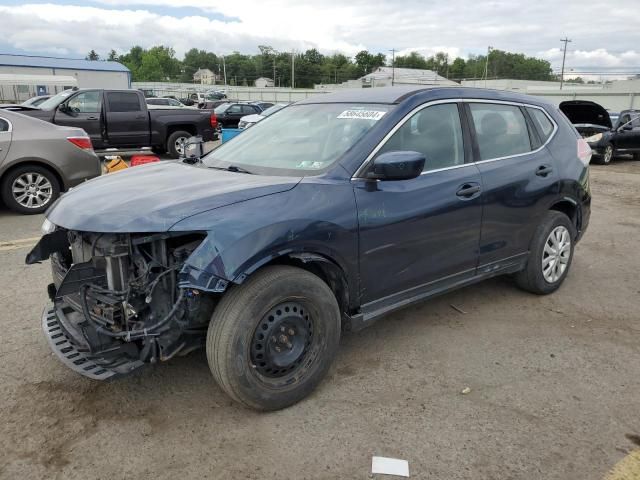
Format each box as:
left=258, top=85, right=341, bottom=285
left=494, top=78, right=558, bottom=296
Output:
left=28, top=86, right=592, bottom=410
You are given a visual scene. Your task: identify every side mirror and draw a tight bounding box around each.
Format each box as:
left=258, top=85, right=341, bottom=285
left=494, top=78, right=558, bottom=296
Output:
left=58, top=103, right=69, bottom=113
left=622, top=124, right=633, bottom=131
left=367, top=151, right=425, bottom=181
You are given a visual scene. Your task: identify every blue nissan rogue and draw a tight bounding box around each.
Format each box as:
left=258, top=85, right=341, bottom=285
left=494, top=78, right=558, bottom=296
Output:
left=28, top=86, right=591, bottom=410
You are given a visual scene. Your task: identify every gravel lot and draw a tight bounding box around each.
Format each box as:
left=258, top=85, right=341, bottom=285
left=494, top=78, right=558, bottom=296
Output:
left=0, top=161, right=638, bottom=480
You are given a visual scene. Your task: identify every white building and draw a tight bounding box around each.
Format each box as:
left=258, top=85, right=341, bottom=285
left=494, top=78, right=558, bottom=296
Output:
left=0, top=53, right=130, bottom=92
left=193, top=68, right=217, bottom=85
left=0, top=74, right=78, bottom=103
left=254, top=77, right=275, bottom=88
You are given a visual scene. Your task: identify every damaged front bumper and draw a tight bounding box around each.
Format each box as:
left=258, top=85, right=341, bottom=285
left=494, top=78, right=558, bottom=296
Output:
left=42, top=301, right=144, bottom=379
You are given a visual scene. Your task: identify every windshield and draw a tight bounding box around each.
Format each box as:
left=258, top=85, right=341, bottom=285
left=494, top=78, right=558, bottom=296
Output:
left=202, top=103, right=393, bottom=175
left=261, top=104, right=287, bottom=117
left=37, top=90, right=75, bottom=111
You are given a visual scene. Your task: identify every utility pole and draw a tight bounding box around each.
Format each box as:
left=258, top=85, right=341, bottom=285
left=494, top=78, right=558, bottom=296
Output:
left=483, top=46, right=493, bottom=88
left=560, top=37, right=572, bottom=90
left=291, top=50, right=295, bottom=89
left=389, top=48, right=396, bottom=86
left=222, top=55, right=227, bottom=86
left=273, top=58, right=276, bottom=87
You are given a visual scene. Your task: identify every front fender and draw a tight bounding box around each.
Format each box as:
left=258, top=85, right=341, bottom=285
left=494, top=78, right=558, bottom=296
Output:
left=173, top=181, right=359, bottom=299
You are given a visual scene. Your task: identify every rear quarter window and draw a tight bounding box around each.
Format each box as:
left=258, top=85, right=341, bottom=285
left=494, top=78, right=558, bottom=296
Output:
left=527, top=107, right=555, bottom=141
left=0, top=118, right=9, bottom=132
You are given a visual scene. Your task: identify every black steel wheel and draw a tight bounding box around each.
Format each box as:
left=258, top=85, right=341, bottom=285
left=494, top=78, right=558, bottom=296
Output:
left=206, top=265, right=341, bottom=410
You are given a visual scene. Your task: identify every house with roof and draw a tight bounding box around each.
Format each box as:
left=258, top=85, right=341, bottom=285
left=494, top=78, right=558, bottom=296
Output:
left=193, top=68, right=217, bottom=85
left=0, top=53, right=131, bottom=91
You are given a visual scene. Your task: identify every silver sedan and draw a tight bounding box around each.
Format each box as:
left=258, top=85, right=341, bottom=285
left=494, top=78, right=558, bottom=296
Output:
left=0, top=109, right=101, bottom=214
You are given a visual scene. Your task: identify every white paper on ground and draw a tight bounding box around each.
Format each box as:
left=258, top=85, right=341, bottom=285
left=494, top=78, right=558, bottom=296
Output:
left=371, top=456, right=410, bottom=477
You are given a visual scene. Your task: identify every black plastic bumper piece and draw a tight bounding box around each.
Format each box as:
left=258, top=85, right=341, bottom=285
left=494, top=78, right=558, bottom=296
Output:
left=42, top=305, right=144, bottom=380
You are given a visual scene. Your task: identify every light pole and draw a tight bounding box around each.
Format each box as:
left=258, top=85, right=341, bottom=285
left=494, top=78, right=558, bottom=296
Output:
left=483, top=46, right=493, bottom=88
left=560, top=37, right=572, bottom=90
left=291, top=50, right=295, bottom=89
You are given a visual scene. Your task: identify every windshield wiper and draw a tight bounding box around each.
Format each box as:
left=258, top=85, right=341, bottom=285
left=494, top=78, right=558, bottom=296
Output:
left=209, top=165, right=254, bottom=174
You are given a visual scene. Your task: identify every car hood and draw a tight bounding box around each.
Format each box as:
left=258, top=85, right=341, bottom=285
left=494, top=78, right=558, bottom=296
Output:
left=46, top=161, right=301, bottom=233
left=559, top=100, right=612, bottom=129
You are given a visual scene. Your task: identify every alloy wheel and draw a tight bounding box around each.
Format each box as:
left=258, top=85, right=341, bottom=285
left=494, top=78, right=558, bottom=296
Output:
left=12, top=173, right=53, bottom=209
left=604, top=145, right=613, bottom=164
left=174, top=136, right=188, bottom=155
left=542, top=225, right=571, bottom=283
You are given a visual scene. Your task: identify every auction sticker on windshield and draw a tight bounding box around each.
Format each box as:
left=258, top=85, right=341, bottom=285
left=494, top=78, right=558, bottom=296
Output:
left=337, top=110, right=386, bottom=120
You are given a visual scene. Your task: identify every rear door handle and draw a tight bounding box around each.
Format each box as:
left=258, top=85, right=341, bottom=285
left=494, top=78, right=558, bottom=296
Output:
left=87, top=116, right=98, bottom=120
left=536, top=165, right=553, bottom=177
left=135, top=115, right=146, bottom=120
left=456, top=183, right=481, bottom=198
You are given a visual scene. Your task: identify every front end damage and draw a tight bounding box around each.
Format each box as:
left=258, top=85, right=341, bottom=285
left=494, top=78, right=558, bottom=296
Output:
left=28, top=229, right=227, bottom=379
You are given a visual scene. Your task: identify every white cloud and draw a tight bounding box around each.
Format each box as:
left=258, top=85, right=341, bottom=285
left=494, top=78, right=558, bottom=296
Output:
left=0, top=0, right=638, bottom=77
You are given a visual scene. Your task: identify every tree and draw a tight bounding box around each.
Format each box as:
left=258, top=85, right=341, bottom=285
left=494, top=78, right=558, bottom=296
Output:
left=86, top=50, right=99, bottom=61
left=107, top=49, right=118, bottom=62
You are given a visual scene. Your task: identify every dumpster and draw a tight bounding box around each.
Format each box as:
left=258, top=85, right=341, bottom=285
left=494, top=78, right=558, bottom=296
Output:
left=221, top=128, right=242, bottom=143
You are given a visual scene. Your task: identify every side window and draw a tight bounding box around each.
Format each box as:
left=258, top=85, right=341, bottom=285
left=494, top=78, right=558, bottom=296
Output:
left=0, top=118, right=9, bottom=132
left=67, top=91, right=101, bottom=113
left=377, top=103, right=465, bottom=172
left=469, top=103, right=532, bottom=160
left=242, top=105, right=256, bottom=114
left=169, top=99, right=181, bottom=106
left=228, top=105, right=242, bottom=114
left=107, top=92, right=142, bottom=112
left=527, top=107, right=555, bottom=142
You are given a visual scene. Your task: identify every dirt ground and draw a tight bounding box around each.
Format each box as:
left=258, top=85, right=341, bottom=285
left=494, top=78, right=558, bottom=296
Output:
left=0, top=160, right=638, bottom=480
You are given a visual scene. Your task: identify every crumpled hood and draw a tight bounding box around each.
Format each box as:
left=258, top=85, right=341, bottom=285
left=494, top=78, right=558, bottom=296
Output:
left=46, top=161, right=301, bottom=232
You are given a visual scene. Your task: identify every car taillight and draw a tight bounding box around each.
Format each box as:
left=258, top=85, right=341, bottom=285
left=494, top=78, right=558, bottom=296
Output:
left=67, top=136, right=93, bottom=150
left=210, top=113, right=218, bottom=128
left=577, top=138, right=592, bottom=165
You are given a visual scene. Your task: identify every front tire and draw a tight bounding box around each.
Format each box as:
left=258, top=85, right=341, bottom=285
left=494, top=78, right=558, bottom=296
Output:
left=206, top=266, right=341, bottom=410
left=515, top=211, right=576, bottom=295
left=593, top=143, right=614, bottom=165
left=1, top=165, right=60, bottom=214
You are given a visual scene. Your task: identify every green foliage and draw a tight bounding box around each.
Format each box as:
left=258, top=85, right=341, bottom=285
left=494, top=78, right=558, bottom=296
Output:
left=99, top=44, right=554, bottom=86
left=85, top=50, right=99, bottom=61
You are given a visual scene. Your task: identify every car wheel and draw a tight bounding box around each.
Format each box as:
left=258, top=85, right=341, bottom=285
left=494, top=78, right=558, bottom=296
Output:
left=206, top=265, right=341, bottom=410
left=515, top=211, right=576, bottom=295
left=594, top=143, right=614, bottom=165
left=1, top=165, right=60, bottom=215
left=166, top=130, right=191, bottom=158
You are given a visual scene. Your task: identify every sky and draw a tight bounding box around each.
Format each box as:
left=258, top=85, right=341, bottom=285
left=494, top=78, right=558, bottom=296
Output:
left=0, top=0, right=639, bottom=77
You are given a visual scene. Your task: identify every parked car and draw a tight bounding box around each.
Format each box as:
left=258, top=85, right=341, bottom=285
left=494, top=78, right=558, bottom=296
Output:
left=249, top=101, right=274, bottom=111
left=6, top=89, right=217, bottom=158
left=21, top=95, right=52, bottom=108
left=214, top=102, right=262, bottom=128
left=146, top=97, right=197, bottom=109
left=560, top=100, right=640, bottom=164
left=28, top=86, right=591, bottom=410
left=0, top=109, right=100, bottom=214
left=238, top=103, right=288, bottom=129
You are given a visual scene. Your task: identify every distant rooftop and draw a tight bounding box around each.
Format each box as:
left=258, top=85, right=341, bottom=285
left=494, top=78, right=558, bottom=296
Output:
left=0, top=53, right=130, bottom=73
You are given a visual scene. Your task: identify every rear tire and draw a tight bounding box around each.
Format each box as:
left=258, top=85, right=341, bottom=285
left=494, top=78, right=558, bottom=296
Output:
left=515, top=211, right=576, bottom=295
left=206, top=266, right=341, bottom=410
left=1, top=165, right=60, bottom=215
left=166, top=130, right=191, bottom=158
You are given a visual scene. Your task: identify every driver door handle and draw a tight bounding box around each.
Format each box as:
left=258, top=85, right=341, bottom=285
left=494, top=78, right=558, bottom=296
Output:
left=87, top=116, right=98, bottom=120
left=456, top=183, right=481, bottom=198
